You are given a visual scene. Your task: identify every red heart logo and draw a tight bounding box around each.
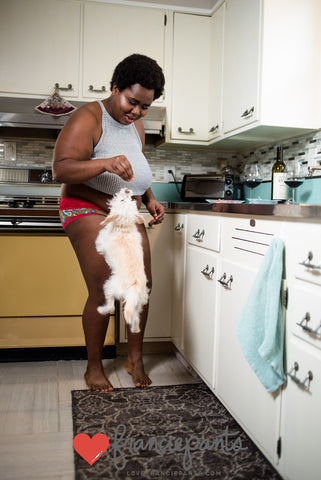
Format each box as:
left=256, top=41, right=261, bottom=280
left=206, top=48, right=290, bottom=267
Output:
left=73, top=433, right=109, bottom=465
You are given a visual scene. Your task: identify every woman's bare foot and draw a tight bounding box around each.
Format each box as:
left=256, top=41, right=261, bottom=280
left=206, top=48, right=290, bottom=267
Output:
left=124, top=358, right=152, bottom=387
left=84, top=364, right=114, bottom=392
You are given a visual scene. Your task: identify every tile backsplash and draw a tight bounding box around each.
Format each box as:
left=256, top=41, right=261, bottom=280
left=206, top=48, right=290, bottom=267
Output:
left=1, top=128, right=321, bottom=184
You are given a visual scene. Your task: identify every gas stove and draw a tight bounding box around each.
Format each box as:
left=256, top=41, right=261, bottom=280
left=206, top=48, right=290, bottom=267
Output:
left=0, top=166, right=62, bottom=231
left=0, top=166, right=61, bottom=209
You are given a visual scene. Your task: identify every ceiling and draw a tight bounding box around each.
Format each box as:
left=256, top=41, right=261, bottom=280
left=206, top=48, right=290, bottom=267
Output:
left=124, top=0, right=219, bottom=11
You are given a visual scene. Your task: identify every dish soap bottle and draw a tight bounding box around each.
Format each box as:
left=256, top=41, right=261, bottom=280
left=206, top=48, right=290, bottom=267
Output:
left=271, top=146, right=287, bottom=201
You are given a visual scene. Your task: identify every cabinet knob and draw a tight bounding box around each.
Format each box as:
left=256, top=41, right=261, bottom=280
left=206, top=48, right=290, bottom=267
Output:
left=88, top=85, right=106, bottom=93
left=193, top=229, right=205, bottom=240
left=296, top=313, right=321, bottom=336
left=55, top=83, right=73, bottom=91
left=218, top=272, right=233, bottom=287
left=174, top=223, right=184, bottom=231
left=178, top=127, right=194, bottom=134
left=201, top=265, right=215, bottom=279
left=241, top=106, right=254, bottom=118
left=287, top=361, right=313, bottom=389
left=209, top=124, right=219, bottom=133
left=299, top=251, right=321, bottom=270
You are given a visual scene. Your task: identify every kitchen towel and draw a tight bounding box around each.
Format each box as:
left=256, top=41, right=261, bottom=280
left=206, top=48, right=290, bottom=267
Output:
left=236, top=237, right=286, bottom=392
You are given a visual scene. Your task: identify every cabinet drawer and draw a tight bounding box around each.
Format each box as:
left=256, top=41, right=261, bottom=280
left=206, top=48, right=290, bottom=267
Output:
left=187, top=214, right=220, bottom=252
left=221, top=216, right=283, bottom=269
left=287, top=222, right=321, bottom=286
left=289, top=283, right=321, bottom=351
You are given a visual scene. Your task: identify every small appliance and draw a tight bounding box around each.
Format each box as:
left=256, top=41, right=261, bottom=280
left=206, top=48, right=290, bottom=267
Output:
left=181, top=174, right=235, bottom=202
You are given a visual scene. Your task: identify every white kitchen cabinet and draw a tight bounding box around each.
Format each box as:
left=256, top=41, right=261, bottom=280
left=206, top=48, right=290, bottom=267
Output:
left=82, top=2, right=166, bottom=101
left=219, top=0, right=321, bottom=146
left=215, top=258, right=282, bottom=464
left=215, top=215, right=285, bottom=464
left=183, top=244, right=218, bottom=387
left=187, top=214, right=220, bottom=252
left=222, top=0, right=260, bottom=134
left=170, top=13, right=212, bottom=143
left=171, top=214, right=187, bottom=352
left=208, top=2, right=225, bottom=141
left=278, top=220, right=321, bottom=480
left=288, top=283, right=321, bottom=351
left=119, top=213, right=173, bottom=342
left=0, top=0, right=81, bottom=97
left=280, top=338, right=321, bottom=480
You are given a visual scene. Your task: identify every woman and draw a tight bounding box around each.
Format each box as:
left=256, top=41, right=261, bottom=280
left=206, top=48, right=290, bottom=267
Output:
left=52, top=54, right=165, bottom=392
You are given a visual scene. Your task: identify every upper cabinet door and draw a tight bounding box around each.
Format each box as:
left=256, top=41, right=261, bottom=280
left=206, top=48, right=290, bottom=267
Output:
left=82, top=3, right=166, bottom=101
left=171, top=13, right=211, bottom=142
left=208, top=3, right=225, bottom=141
left=0, top=0, right=81, bottom=97
left=222, top=0, right=261, bottom=134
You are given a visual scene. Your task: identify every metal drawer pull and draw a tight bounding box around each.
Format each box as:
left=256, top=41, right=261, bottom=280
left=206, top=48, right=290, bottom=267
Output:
left=192, top=229, right=205, bottom=240
left=241, top=106, right=254, bottom=118
left=218, top=273, right=233, bottom=287
left=299, top=251, right=321, bottom=270
left=209, top=124, right=219, bottom=133
left=178, top=127, right=194, bottom=134
left=297, top=313, right=321, bottom=336
left=88, top=85, right=106, bottom=93
left=201, top=265, right=215, bottom=279
left=174, top=223, right=184, bottom=231
left=287, top=362, right=313, bottom=389
left=55, top=82, right=73, bottom=91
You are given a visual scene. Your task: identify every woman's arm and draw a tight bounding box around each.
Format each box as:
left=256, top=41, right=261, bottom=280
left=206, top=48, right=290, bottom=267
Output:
left=52, top=103, right=133, bottom=184
left=135, top=118, right=165, bottom=224
left=142, top=188, right=165, bottom=225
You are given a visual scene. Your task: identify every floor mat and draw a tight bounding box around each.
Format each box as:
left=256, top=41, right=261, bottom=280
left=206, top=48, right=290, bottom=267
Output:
left=72, top=383, right=281, bottom=479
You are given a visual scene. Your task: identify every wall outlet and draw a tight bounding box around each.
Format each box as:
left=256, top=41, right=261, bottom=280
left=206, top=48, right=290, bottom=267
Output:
left=4, top=141, right=16, bottom=162
left=164, top=166, right=176, bottom=182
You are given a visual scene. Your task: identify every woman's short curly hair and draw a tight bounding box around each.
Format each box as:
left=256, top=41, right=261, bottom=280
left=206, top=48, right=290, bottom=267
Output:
left=110, top=54, right=165, bottom=100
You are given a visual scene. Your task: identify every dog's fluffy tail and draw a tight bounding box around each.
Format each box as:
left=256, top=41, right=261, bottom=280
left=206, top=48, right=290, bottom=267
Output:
left=124, top=284, right=149, bottom=334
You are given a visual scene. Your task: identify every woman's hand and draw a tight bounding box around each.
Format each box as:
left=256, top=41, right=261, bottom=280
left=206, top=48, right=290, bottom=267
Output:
left=105, top=155, right=134, bottom=182
left=146, top=199, right=165, bottom=225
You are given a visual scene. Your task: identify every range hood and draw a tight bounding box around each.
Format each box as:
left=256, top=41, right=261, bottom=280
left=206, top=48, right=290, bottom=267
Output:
left=0, top=97, right=166, bottom=136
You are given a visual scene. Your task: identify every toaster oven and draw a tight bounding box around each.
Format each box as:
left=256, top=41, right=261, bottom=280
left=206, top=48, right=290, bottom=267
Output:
left=181, top=174, right=235, bottom=202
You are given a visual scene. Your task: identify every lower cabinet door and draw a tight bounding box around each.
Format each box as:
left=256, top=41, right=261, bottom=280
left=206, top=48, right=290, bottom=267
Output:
left=215, top=258, right=282, bottom=465
left=183, top=244, right=217, bottom=387
left=280, top=338, right=321, bottom=480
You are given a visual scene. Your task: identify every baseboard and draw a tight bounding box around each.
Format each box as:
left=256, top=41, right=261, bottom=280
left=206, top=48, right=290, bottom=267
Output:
left=0, top=345, right=116, bottom=362
left=116, top=341, right=174, bottom=356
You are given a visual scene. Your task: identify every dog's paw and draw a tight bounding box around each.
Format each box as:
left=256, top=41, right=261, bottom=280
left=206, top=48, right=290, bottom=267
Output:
left=97, top=305, right=110, bottom=315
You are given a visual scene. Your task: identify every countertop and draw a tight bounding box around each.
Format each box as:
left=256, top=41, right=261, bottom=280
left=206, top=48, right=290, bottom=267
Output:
left=165, top=202, right=321, bottom=220
left=1, top=202, right=321, bottom=220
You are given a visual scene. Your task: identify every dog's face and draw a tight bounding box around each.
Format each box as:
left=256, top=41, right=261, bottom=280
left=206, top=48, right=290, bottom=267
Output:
left=102, top=188, right=144, bottom=227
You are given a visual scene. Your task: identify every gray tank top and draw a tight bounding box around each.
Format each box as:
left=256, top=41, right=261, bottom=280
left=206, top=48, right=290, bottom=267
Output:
left=84, top=100, right=153, bottom=196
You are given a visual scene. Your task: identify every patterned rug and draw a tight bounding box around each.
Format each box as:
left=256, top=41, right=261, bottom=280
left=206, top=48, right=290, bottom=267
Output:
left=72, top=383, right=281, bottom=479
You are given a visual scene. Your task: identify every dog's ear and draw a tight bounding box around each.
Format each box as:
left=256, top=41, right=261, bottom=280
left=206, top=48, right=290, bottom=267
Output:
left=100, top=214, right=117, bottom=226
left=136, top=215, right=145, bottom=225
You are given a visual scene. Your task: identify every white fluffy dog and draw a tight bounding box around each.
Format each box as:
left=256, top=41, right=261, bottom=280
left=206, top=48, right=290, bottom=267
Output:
left=95, top=188, right=149, bottom=333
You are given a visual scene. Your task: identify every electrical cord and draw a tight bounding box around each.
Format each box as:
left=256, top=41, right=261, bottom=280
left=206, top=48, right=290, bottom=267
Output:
left=168, top=169, right=181, bottom=194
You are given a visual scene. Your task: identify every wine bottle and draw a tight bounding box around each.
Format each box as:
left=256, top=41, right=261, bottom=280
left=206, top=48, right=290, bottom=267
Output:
left=271, top=146, right=287, bottom=201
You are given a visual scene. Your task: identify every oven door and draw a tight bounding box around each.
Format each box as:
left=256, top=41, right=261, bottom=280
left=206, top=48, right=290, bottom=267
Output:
left=0, top=230, right=116, bottom=349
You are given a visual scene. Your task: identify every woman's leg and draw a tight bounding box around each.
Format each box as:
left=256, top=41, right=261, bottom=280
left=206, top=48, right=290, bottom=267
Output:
left=124, top=223, right=152, bottom=387
left=65, top=214, right=114, bottom=392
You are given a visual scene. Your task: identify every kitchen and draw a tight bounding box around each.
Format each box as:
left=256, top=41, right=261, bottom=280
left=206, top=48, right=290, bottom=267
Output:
left=0, top=0, right=321, bottom=479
